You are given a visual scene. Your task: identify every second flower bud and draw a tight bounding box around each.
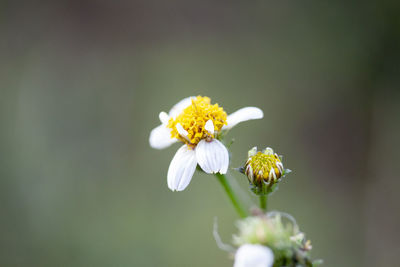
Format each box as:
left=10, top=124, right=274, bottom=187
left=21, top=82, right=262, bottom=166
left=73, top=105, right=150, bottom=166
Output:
left=241, top=147, right=290, bottom=195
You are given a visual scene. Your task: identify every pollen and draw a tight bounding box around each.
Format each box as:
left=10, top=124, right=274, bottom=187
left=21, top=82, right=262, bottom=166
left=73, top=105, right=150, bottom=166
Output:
left=167, top=96, right=228, bottom=146
left=245, top=148, right=284, bottom=185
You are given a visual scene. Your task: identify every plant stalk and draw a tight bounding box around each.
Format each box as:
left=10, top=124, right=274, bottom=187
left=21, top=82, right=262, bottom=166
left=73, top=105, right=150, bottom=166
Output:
left=215, top=173, right=247, bottom=218
left=259, top=194, right=267, bottom=212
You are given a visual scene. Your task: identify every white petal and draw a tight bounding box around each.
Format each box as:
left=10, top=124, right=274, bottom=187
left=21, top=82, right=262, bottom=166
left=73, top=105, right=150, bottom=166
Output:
left=263, top=147, right=274, bottom=155
left=246, top=165, right=254, bottom=183
left=204, top=120, right=215, bottom=135
left=234, top=244, right=274, bottom=267
left=168, top=96, right=195, bottom=118
left=223, top=107, right=263, bottom=130
left=159, top=111, right=170, bottom=125
left=248, top=146, right=257, bottom=157
left=276, top=162, right=284, bottom=173
left=196, top=139, right=229, bottom=174
left=149, top=124, right=177, bottom=149
left=269, top=168, right=276, bottom=181
left=167, top=145, right=197, bottom=191
left=176, top=123, right=189, bottom=141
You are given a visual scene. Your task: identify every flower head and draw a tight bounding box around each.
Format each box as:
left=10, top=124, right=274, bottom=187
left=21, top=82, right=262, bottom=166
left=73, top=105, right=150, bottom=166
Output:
left=167, top=96, right=227, bottom=147
left=242, top=147, right=289, bottom=194
left=149, top=96, right=263, bottom=191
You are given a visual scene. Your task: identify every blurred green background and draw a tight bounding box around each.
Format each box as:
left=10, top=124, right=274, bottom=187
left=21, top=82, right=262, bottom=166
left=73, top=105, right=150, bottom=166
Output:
left=1, top=1, right=399, bottom=266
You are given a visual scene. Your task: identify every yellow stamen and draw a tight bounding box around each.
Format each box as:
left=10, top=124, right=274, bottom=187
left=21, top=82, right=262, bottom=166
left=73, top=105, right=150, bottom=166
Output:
left=167, top=96, right=228, bottom=146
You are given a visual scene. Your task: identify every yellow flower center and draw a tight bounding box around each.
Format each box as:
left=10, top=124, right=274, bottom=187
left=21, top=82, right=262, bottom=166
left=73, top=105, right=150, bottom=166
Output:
left=167, top=96, right=228, bottom=146
left=245, top=150, right=283, bottom=185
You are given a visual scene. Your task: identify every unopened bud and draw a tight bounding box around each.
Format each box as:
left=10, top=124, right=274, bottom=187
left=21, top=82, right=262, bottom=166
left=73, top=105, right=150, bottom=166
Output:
left=243, top=147, right=289, bottom=194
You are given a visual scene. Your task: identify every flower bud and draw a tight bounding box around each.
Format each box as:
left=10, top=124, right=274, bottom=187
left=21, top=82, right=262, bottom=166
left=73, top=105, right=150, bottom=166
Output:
left=243, top=147, right=288, bottom=194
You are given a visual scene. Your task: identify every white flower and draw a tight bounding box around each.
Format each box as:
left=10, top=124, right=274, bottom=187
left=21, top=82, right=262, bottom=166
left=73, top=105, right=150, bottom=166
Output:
left=149, top=96, right=263, bottom=191
left=234, top=244, right=274, bottom=267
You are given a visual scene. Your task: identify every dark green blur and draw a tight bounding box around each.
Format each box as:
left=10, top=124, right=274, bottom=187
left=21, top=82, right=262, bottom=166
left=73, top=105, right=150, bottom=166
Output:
left=1, top=1, right=399, bottom=266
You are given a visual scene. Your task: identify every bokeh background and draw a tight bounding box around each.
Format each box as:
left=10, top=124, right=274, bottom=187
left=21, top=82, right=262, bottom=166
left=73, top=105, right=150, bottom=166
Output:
left=1, top=1, right=399, bottom=266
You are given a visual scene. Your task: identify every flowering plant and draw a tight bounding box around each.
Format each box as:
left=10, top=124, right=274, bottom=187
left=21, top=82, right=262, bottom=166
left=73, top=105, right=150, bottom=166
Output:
left=149, top=96, right=321, bottom=266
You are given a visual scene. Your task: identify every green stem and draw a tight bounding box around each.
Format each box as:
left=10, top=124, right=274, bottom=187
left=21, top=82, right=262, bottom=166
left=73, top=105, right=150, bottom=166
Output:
left=215, top=173, right=248, bottom=218
left=259, top=194, right=267, bottom=212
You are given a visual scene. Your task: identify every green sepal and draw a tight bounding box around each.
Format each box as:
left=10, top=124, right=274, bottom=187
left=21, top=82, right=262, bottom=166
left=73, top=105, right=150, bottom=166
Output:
left=235, top=167, right=245, bottom=174
left=250, top=181, right=279, bottom=196
left=283, top=168, right=292, bottom=176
